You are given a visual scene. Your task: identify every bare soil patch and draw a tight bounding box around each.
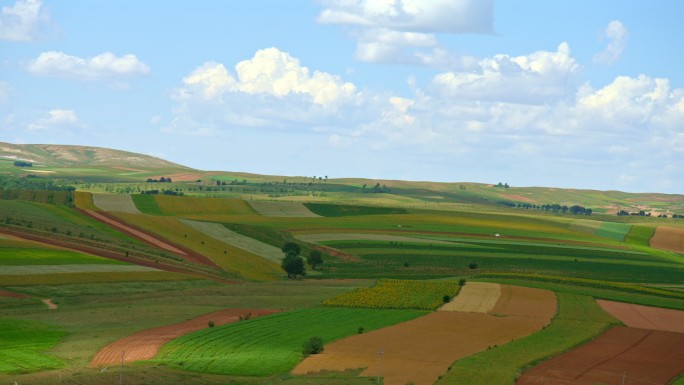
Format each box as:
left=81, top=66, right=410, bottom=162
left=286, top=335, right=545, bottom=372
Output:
left=517, top=326, right=684, bottom=385
left=0, top=289, right=29, bottom=298
left=500, top=194, right=535, bottom=203
left=41, top=298, right=57, bottom=309
left=159, top=173, right=206, bottom=182
left=597, top=300, right=684, bottom=333
left=89, top=308, right=279, bottom=367
left=439, top=282, right=501, bottom=313
left=312, top=245, right=361, bottom=262
left=293, top=285, right=555, bottom=385
left=650, top=226, right=684, bottom=253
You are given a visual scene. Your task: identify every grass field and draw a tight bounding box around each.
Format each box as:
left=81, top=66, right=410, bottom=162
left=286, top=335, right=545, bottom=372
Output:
left=155, top=307, right=425, bottom=376
left=303, top=203, right=408, bottom=217
left=0, top=318, right=65, bottom=374
left=91, top=193, right=140, bottom=213
left=625, top=224, right=656, bottom=246
left=434, top=292, right=618, bottom=385
left=0, top=246, right=128, bottom=266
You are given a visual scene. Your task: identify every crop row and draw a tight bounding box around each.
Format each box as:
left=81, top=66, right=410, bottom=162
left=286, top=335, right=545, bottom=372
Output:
left=323, top=279, right=461, bottom=310
left=477, top=272, right=684, bottom=300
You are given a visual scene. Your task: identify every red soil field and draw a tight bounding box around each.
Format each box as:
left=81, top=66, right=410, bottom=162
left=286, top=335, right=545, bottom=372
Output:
left=517, top=326, right=684, bottom=385
left=89, top=308, right=279, bottom=367
left=293, top=285, right=556, bottom=385
left=597, top=300, right=684, bottom=333
left=650, top=226, right=684, bottom=254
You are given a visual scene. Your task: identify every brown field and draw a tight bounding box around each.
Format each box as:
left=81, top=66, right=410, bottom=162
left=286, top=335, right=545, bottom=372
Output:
left=597, top=300, right=684, bottom=333
left=293, top=285, right=555, bottom=385
left=89, top=308, right=279, bottom=367
left=650, top=226, right=684, bottom=253
left=517, top=326, right=684, bottom=385
left=0, top=289, right=29, bottom=298
left=439, top=282, right=500, bottom=313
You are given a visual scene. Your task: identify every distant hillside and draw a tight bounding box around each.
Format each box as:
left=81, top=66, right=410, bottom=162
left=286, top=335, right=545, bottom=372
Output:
left=0, top=142, right=189, bottom=170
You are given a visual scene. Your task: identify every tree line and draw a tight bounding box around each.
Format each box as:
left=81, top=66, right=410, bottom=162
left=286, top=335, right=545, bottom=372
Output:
left=503, top=201, right=593, bottom=215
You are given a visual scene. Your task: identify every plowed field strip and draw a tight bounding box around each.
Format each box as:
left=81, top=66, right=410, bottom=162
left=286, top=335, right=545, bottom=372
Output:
left=597, top=300, right=684, bottom=333
left=0, top=290, right=29, bottom=298
left=82, top=210, right=188, bottom=256
left=439, top=282, right=500, bottom=312
left=651, top=226, right=684, bottom=254
left=294, top=285, right=556, bottom=385
left=517, top=327, right=684, bottom=385
left=89, top=308, right=279, bottom=367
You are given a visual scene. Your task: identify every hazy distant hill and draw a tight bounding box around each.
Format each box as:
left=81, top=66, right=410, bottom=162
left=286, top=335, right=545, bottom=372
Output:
left=0, top=142, right=189, bottom=170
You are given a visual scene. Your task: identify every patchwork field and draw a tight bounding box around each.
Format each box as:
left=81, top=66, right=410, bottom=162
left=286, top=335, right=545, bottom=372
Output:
left=90, top=308, right=279, bottom=367
left=248, top=201, right=320, bottom=217
left=597, top=299, right=684, bottom=333
left=517, top=327, right=684, bottom=385
left=294, top=285, right=556, bottom=385
left=91, top=193, right=140, bottom=213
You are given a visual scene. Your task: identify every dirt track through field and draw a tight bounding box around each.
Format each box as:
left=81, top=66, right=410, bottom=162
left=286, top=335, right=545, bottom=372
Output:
left=89, top=308, right=279, bottom=367
left=517, top=326, right=684, bottom=385
left=293, top=285, right=555, bottom=385
left=41, top=298, right=57, bottom=309
left=439, top=282, right=500, bottom=312
left=597, top=300, right=684, bottom=333
left=650, top=226, right=684, bottom=253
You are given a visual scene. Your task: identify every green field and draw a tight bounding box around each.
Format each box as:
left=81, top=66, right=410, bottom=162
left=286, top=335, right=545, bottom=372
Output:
left=155, top=307, right=425, bottom=376
left=0, top=319, right=65, bottom=374
left=0, top=247, right=128, bottom=266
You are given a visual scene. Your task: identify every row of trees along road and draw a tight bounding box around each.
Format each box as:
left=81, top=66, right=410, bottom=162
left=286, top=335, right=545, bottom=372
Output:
left=281, top=242, right=323, bottom=278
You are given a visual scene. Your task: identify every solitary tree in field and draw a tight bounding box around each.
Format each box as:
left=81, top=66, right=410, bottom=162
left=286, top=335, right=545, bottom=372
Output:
left=281, top=242, right=301, bottom=257
left=282, top=254, right=306, bottom=278
left=307, top=250, right=323, bottom=270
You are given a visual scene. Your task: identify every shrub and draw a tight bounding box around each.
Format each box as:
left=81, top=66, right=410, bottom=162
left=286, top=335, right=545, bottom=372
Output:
left=443, top=294, right=452, bottom=303
left=468, top=262, right=478, bottom=269
left=303, top=336, right=324, bottom=356
left=458, top=278, right=466, bottom=286
left=358, top=326, right=365, bottom=334
left=208, top=321, right=215, bottom=328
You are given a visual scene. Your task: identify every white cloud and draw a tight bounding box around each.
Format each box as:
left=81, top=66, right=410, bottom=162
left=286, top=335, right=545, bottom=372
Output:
left=317, top=0, right=493, bottom=67
left=27, top=51, right=150, bottom=81
left=433, top=43, right=579, bottom=103
left=0, top=0, right=49, bottom=42
left=177, top=48, right=357, bottom=107
left=27, top=109, right=80, bottom=131
left=593, top=20, right=628, bottom=65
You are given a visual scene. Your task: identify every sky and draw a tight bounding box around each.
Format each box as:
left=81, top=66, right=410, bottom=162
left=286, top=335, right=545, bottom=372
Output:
left=1, top=0, right=683, bottom=193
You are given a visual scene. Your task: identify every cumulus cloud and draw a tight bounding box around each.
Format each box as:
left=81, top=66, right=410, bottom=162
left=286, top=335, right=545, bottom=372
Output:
left=27, top=109, right=80, bottom=131
left=27, top=51, right=150, bottom=81
left=317, top=0, right=493, bottom=67
left=0, top=0, right=49, bottom=41
left=433, top=43, right=579, bottom=103
left=593, top=20, right=628, bottom=65
left=177, top=48, right=356, bottom=107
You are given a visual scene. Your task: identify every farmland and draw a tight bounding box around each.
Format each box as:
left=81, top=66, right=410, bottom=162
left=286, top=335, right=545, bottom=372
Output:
left=0, top=143, right=683, bottom=385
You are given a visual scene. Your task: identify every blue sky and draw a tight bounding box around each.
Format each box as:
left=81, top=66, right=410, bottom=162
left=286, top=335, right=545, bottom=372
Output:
left=1, top=0, right=682, bottom=193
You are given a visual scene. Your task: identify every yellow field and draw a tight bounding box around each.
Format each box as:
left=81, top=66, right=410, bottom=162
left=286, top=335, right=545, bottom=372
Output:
left=73, top=191, right=98, bottom=210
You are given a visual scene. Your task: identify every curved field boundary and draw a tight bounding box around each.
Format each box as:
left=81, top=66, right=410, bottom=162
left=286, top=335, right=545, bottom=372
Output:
left=89, top=308, right=279, bottom=367
left=597, top=299, right=684, bottom=333
left=439, top=282, right=500, bottom=313
left=294, top=285, right=556, bottom=385
left=650, top=226, right=684, bottom=254
left=180, top=219, right=282, bottom=264
left=517, top=327, right=684, bottom=385
left=248, top=201, right=319, bottom=217
left=0, top=264, right=159, bottom=275
left=91, top=193, right=140, bottom=214
left=296, top=233, right=454, bottom=245
left=82, top=210, right=188, bottom=257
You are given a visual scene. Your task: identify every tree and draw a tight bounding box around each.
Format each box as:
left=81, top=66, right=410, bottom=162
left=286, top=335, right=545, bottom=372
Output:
left=307, top=250, right=324, bottom=270
left=281, top=242, right=301, bottom=257
left=302, top=336, right=324, bottom=356
left=282, top=254, right=305, bottom=278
